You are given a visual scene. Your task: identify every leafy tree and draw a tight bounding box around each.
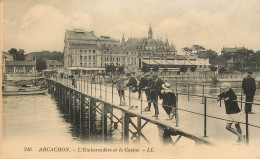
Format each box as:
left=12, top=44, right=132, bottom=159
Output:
left=210, top=66, right=217, bottom=72
left=218, top=67, right=227, bottom=74
left=152, top=65, right=159, bottom=72
left=8, top=48, right=25, bottom=61
left=117, top=65, right=125, bottom=74
left=190, top=66, right=197, bottom=72
left=8, top=48, right=18, bottom=55
left=180, top=66, right=188, bottom=73
left=141, top=65, right=150, bottom=73
left=197, top=49, right=219, bottom=65
left=27, top=51, right=64, bottom=63
left=36, top=58, right=47, bottom=72
left=192, top=45, right=206, bottom=54
left=182, top=47, right=193, bottom=55
left=105, top=64, right=116, bottom=75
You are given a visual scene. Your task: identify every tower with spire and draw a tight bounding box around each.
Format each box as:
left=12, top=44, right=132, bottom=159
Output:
left=121, top=33, right=126, bottom=44
left=148, top=22, right=153, bottom=39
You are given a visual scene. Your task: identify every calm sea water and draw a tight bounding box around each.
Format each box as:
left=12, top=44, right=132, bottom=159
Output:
left=2, top=82, right=260, bottom=146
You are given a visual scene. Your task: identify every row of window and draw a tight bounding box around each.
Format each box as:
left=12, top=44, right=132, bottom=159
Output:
left=74, top=50, right=96, bottom=54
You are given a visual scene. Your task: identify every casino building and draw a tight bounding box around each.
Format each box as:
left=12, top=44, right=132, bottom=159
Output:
left=63, top=24, right=210, bottom=74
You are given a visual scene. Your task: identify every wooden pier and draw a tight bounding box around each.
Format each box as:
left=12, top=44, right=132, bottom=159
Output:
left=47, top=78, right=214, bottom=145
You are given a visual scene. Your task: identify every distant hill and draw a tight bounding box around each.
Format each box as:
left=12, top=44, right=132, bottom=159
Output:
left=27, top=51, right=64, bottom=63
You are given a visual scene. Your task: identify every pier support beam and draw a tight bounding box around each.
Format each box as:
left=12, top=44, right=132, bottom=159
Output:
left=122, top=111, right=130, bottom=143
left=89, top=98, right=96, bottom=140
left=101, top=103, right=108, bottom=141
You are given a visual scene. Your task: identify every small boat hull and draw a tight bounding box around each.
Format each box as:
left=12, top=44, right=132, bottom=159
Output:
left=2, top=89, right=48, bottom=96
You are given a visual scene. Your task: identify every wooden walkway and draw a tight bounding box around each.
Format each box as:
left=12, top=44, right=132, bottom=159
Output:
left=46, top=77, right=260, bottom=146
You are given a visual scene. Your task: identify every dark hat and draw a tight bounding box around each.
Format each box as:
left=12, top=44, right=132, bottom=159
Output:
left=248, top=71, right=253, bottom=75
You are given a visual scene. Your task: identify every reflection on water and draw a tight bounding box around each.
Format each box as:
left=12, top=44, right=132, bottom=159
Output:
left=2, top=81, right=260, bottom=144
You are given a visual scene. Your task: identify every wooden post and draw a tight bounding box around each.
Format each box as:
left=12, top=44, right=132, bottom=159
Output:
left=129, top=87, right=131, bottom=109
left=95, top=82, right=97, bottom=97
left=240, top=88, right=243, bottom=111
left=122, top=111, right=130, bottom=143
left=105, top=83, right=107, bottom=101
left=245, top=112, right=249, bottom=144
left=176, top=83, right=178, bottom=93
left=219, top=87, right=222, bottom=107
left=176, top=93, right=179, bottom=127
left=89, top=98, right=95, bottom=140
left=137, top=117, right=141, bottom=142
left=87, top=79, right=89, bottom=95
left=80, top=94, right=85, bottom=126
left=99, top=81, right=102, bottom=99
left=68, top=89, right=71, bottom=119
left=201, top=85, right=205, bottom=104
left=140, top=90, right=143, bottom=114
left=112, top=84, right=114, bottom=103
left=102, top=103, right=108, bottom=141
left=91, top=81, right=93, bottom=96
left=188, top=83, right=190, bottom=101
left=203, top=97, right=207, bottom=137
left=73, top=91, right=77, bottom=124
left=84, top=79, right=86, bottom=93
left=81, top=77, right=82, bottom=92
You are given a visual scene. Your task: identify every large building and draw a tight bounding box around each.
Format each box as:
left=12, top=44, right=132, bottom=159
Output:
left=221, top=47, right=256, bottom=71
left=63, top=24, right=209, bottom=74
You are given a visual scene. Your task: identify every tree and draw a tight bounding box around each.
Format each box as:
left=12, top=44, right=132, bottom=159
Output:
left=182, top=47, right=193, bottom=55
left=190, top=66, right=197, bottom=72
left=36, top=58, right=47, bottom=72
left=180, top=66, right=188, bottom=73
left=218, top=67, right=227, bottom=74
left=8, top=48, right=18, bottom=55
left=141, top=65, right=150, bottom=73
left=8, top=48, right=25, bottom=61
left=192, top=45, right=206, bottom=54
left=197, top=49, right=219, bottom=65
left=152, top=65, right=159, bottom=72
left=210, top=66, right=218, bottom=76
left=117, top=65, right=125, bottom=74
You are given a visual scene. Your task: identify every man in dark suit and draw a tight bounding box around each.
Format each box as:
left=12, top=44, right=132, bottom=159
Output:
left=242, top=71, right=256, bottom=114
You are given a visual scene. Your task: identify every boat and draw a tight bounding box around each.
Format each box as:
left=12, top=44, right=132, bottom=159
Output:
left=2, top=85, right=48, bottom=96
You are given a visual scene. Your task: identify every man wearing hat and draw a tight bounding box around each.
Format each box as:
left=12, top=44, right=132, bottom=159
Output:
left=242, top=71, right=256, bottom=114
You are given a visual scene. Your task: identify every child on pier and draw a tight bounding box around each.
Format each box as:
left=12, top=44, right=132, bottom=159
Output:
left=112, top=74, right=127, bottom=106
left=217, top=82, right=243, bottom=143
left=161, top=83, right=177, bottom=120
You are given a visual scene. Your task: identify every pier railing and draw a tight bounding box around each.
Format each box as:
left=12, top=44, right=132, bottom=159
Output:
left=50, top=76, right=260, bottom=145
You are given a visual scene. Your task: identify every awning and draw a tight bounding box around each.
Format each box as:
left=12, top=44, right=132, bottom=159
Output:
left=66, top=67, right=105, bottom=71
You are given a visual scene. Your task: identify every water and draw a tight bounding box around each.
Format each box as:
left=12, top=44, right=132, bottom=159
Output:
left=2, top=81, right=260, bottom=147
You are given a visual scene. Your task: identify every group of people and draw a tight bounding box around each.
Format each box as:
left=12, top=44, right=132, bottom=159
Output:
left=217, top=71, right=256, bottom=143
left=112, top=72, right=177, bottom=120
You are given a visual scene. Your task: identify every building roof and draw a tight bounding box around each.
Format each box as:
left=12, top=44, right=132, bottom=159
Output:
left=66, top=30, right=97, bottom=41
left=6, top=61, right=36, bottom=66
left=142, top=59, right=210, bottom=66
left=221, top=47, right=247, bottom=53
left=70, top=44, right=100, bottom=50
left=46, top=60, right=63, bottom=66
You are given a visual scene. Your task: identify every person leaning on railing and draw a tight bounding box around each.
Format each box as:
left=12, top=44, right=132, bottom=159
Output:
left=217, top=82, right=243, bottom=143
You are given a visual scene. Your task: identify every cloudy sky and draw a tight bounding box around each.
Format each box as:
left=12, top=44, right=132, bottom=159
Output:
left=2, top=0, right=260, bottom=54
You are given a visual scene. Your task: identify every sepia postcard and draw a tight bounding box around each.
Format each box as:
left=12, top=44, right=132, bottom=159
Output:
left=1, top=0, right=260, bottom=158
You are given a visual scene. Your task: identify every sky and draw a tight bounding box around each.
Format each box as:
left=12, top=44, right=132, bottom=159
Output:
left=1, top=0, right=260, bottom=54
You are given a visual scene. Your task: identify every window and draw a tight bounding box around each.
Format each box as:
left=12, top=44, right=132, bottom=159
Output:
left=89, top=50, right=92, bottom=53
left=93, top=50, right=95, bottom=53
left=93, top=63, right=96, bottom=65
left=89, top=56, right=91, bottom=60
left=93, top=56, right=95, bottom=60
